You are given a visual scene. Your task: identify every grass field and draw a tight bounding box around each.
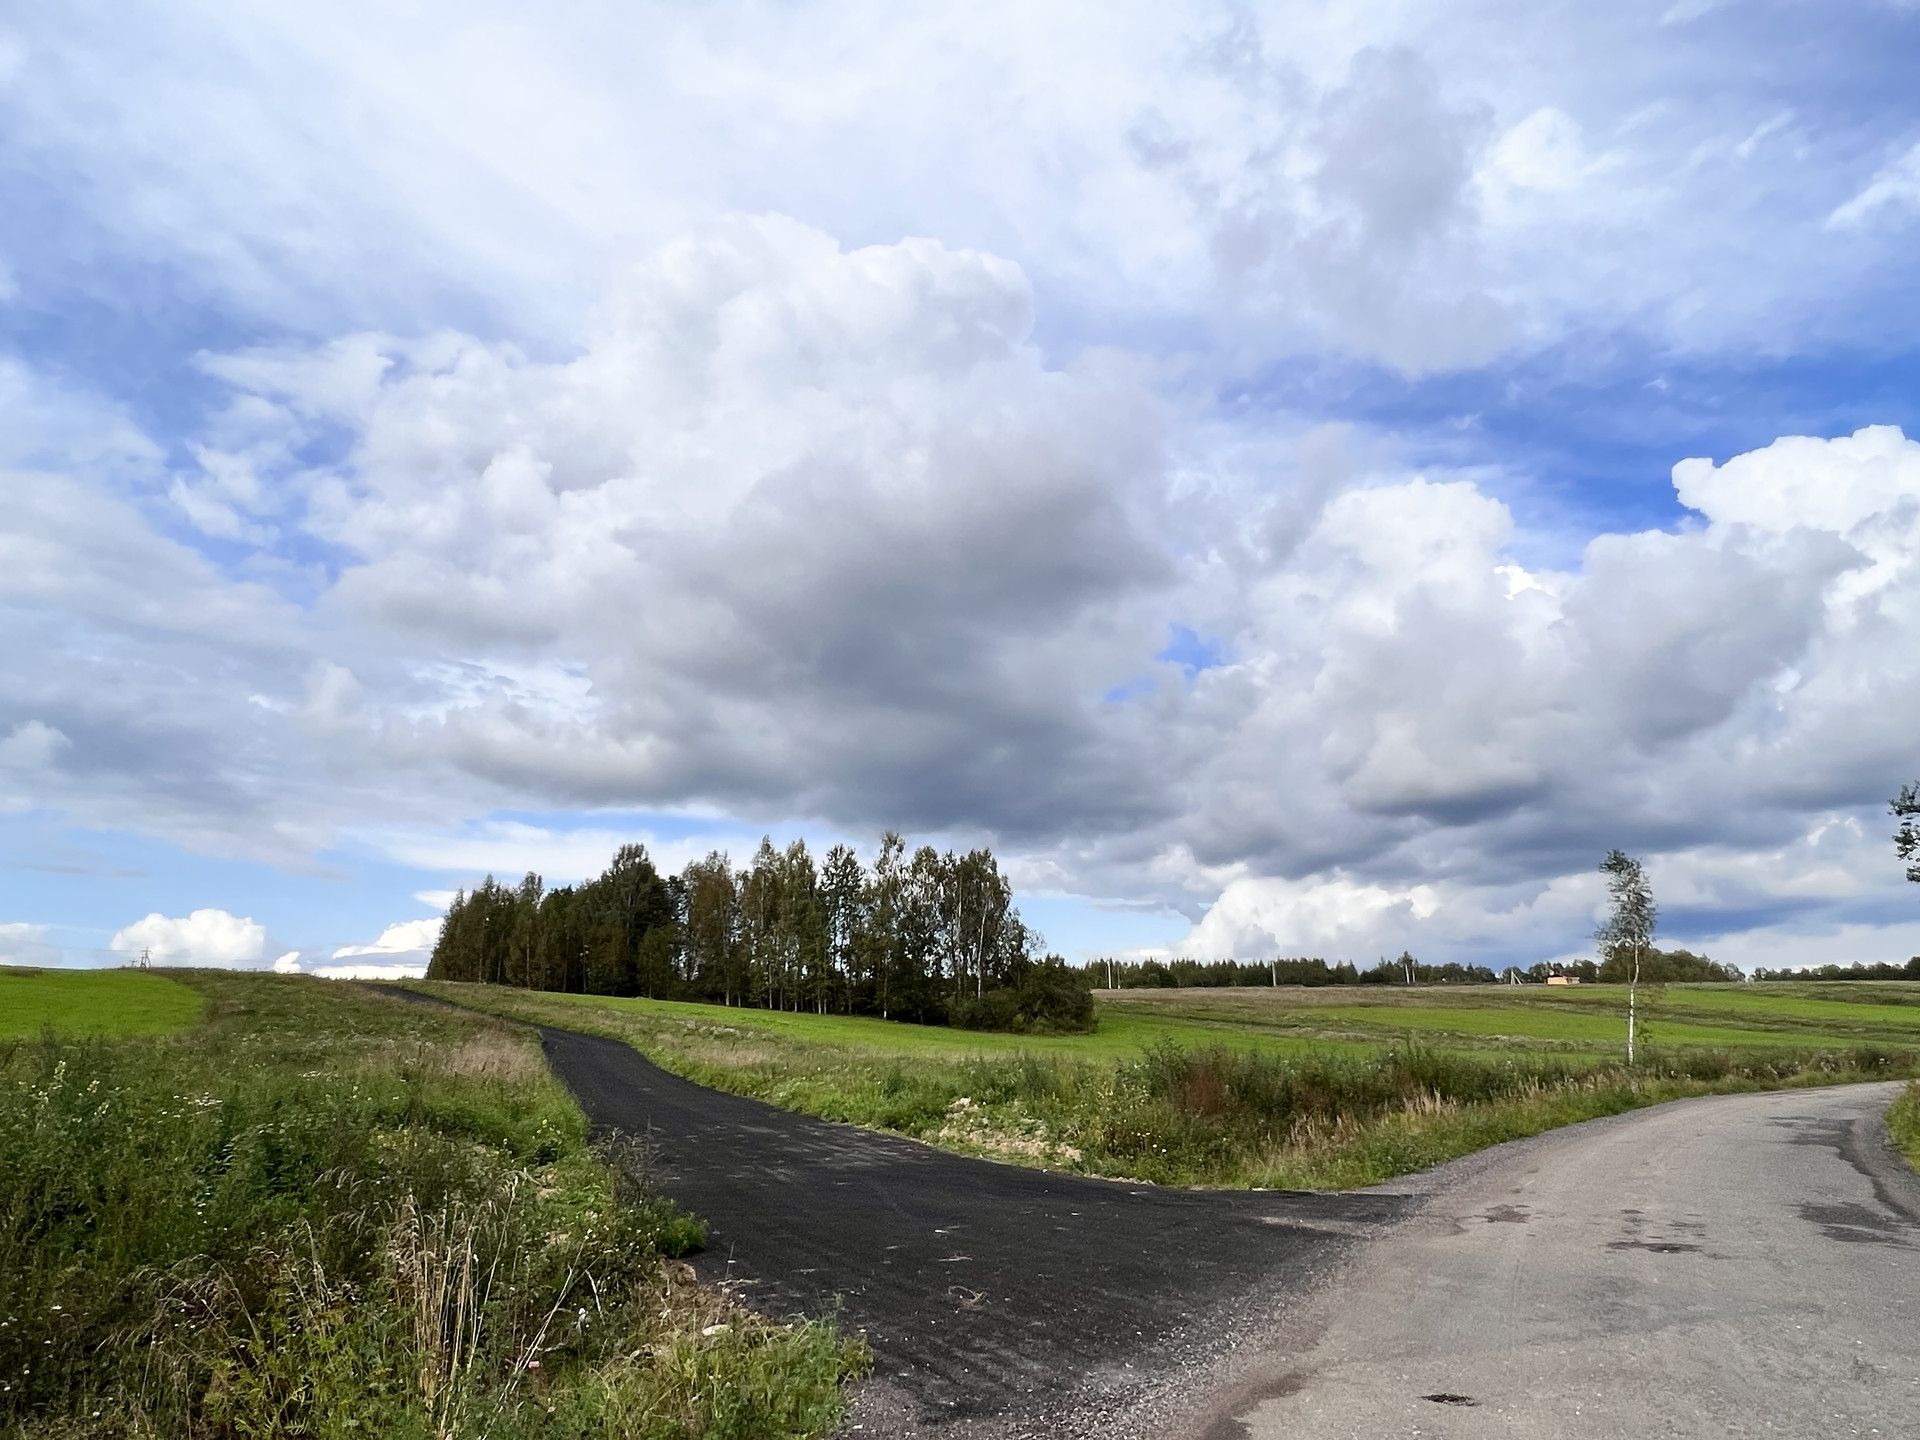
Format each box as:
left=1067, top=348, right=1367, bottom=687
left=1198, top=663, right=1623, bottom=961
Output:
left=414, top=980, right=1920, bottom=1190
left=1095, top=981, right=1920, bottom=1053
left=0, top=965, right=205, bottom=1037
left=1, top=971, right=864, bottom=1439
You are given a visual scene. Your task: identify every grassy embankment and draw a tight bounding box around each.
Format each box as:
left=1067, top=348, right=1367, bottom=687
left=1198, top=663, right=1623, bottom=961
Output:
left=0, top=968, right=205, bottom=1038
left=0, top=968, right=865, bottom=1440
left=415, top=980, right=1920, bottom=1190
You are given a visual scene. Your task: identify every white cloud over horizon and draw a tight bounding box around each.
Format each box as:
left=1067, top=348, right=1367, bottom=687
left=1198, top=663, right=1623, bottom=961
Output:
left=110, top=909, right=268, bottom=967
left=332, top=917, right=441, bottom=960
left=5, top=3, right=1920, bottom=973
left=19, top=222, right=1920, bottom=969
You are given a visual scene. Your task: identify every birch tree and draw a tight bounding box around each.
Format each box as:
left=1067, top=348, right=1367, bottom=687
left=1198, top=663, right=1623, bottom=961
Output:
left=1597, top=849, right=1657, bottom=1064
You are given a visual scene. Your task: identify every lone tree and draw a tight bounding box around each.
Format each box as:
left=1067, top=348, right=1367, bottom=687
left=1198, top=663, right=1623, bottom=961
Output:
left=1597, top=849, right=1657, bottom=1065
left=1894, top=783, right=1920, bottom=882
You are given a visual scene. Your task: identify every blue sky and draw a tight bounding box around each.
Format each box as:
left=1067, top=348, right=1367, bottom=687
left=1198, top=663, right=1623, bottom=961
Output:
left=5, top=1, right=1920, bottom=975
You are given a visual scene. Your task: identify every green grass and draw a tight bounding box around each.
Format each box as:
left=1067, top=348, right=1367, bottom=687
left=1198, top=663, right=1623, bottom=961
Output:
left=1890, top=1083, right=1920, bottom=1174
left=1097, top=982, right=1920, bottom=1052
left=2, top=972, right=865, bottom=1439
left=430, top=989, right=1385, bottom=1060
left=411, top=981, right=1920, bottom=1192
left=0, top=966, right=204, bottom=1037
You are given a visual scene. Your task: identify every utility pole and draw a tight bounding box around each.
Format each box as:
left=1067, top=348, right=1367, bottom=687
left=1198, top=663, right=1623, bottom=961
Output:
left=137, top=947, right=150, bottom=970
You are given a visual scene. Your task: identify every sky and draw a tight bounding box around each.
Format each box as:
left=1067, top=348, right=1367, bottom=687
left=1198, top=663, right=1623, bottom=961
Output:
left=5, top=0, right=1920, bottom=978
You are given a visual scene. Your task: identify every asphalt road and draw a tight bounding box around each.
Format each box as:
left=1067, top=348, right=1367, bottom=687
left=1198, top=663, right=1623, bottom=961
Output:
left=382, top=992, right=1920, bottom=1437
left=533, top=1025, right=1414, bottom=1436
left=1183, top=1081, right=1920, bottom=1440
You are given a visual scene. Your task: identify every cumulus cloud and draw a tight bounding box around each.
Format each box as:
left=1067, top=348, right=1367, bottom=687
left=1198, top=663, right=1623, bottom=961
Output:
left=13, top=208, right=1920, bottom=970
left=332, top=917, right=441, bottom=960
left=217, top=217, right=1169, bottom=837
left=1140, top=424, right=1920, bottom=959
left=5, top=2, right=1920, bottom=972
left=111, top=909, right=267, bottom=966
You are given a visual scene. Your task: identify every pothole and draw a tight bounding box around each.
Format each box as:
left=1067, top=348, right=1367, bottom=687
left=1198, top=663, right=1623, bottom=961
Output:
left=1422, top=1393, right=1478, bottom=1406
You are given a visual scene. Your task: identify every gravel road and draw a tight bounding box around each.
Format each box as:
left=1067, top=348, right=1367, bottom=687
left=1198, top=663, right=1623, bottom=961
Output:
left=1182, top=1081, right=1920, bottom=1439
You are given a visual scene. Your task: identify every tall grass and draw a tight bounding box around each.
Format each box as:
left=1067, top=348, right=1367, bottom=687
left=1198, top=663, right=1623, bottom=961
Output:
left=0, top=974, right=863, bottom=1439
left=421, top=985, right=1920, bottom=1189
left=1889, top=1083, right=1920, bottom=1173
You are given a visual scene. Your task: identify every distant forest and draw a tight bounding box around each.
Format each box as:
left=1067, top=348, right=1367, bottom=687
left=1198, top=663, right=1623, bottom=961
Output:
left=1084, top=956, right=1504, bottom=988
left=1753, top=958, right=1920, bottom=982
left=427, top=834, right=1089, bottom=1029
left=1088, top=946, right=1748, bottom=988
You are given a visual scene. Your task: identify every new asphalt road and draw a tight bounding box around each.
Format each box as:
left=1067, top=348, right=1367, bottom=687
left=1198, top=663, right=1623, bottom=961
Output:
left=428, top=999, right=1919, bottom=1439
left=533, top=1025, right=1413, bottom=1436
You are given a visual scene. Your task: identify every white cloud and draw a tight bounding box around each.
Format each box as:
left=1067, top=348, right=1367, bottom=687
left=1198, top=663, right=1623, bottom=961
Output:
left=2, top=1, right=1920, bottom=975
left=1828, top=141, right=1920, bottom=229
left=1699, top=921, right=1920, bottom=975
left=20, top=233, right=1920, bottom=970
left=364, top=822, right=759, bottom=887
left=1139, top=423, right=1920, bottom=960
left=7, top=4, right=1914, bottom=372
left=332, top=917, right=441, bottom=959
left=310, top=961, right=430, bottom=980
left=272, top=951, right=302, bottom=973
left=0, top=921, right=57, bottom=966
left=1673, top=424, right=1920, bottom=536
left=1488, top=107, right=1590, bottom=194
left=110, top=909, right=267, bottom=966
left=0, top=719, right=71, bottom=770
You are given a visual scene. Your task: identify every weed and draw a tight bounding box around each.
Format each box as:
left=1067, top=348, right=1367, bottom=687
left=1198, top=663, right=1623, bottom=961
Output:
left=0, top=973, right=863, bottom=1438
left=1889, top=1083, right=1920, bottom=1174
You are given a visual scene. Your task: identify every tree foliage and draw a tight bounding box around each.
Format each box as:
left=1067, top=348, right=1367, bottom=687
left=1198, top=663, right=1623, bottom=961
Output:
left=1595, top=848, right=1657, bottom=981
left=1089, top=956, right=1500, bottom=988
left=1597, top=946, right=1739, bottom=984
left=427, top=833, right=1090, bottom=1031
left=1895, top=781, right=1920, bottom=883
left=1754, top=957, right=1920, bottom=981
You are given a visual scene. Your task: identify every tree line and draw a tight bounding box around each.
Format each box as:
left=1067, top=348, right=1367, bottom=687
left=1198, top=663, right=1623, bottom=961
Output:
left=1082, top=947, right=1745, bottom=990
left=1081, top=955, right=1504, bottom=988
left=1753, top=958, right=1920, bottom=982
left=427, top=834, right=1092, bottom=1030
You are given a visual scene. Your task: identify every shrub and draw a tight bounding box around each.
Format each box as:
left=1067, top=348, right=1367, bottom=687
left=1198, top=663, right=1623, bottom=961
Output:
left=950, top=956, right=1094, bottom=1035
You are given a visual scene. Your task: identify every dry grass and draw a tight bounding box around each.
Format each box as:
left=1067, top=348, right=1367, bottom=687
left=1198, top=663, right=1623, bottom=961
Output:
left=437, top=1032, right=548, bottom=1085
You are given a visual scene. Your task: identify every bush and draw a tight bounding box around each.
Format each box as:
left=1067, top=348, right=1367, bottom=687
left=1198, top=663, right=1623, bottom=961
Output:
left=950, top=956, right=1094, bottom=1034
